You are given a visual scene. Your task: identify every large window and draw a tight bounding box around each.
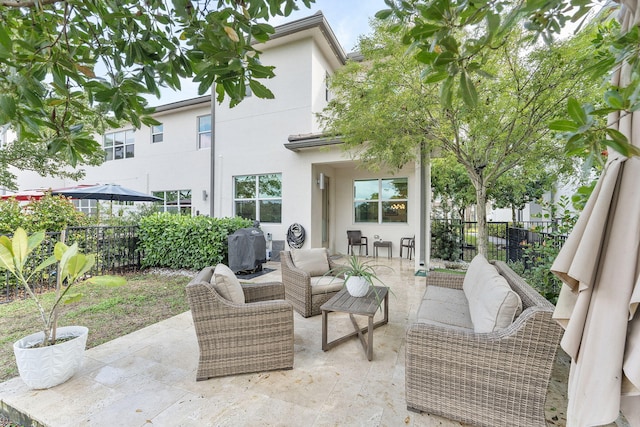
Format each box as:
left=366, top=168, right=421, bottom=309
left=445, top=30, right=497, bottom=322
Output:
left=104, top=129, right=135, bottom=161
left=197, top=115, right=211, bottom=149
left=153, top=190, right=192, bottom=215
left=151, top=124, right=163, bottom=143
left=354, top=178, right=408, bottom=223
left=234, top=174, right=282, bottom=223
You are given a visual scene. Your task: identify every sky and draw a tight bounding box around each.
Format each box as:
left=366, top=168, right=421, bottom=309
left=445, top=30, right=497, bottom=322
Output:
left=151, top=0, right=388, bottom=105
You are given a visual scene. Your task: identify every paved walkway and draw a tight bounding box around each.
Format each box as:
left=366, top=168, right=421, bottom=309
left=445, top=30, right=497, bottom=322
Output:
left=0, top=257, right=624, bottom=426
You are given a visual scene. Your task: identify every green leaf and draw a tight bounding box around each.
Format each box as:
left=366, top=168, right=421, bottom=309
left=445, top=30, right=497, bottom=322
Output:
left=248, top=79, right=274, bottom=99
left=567, top=98, right=587, bottom=125
left=459, top=71, right=478, bottom=107
left=440, top=76, right=454, bottom=108
left=434, top=51, right=456, bottom=66
left=0, top=25, right=13, bottom=52
left=0, top=95, right=16, bottom=122
left=549, top=119, right=579, bottom=132
left=604, top=90, right=624, bottom=109
left=423, top=70, right=449, bottom=84
left=12, top=228, right=29, bottom=269
left=605, top=128, right=628, bottom=146
left=375, top=9, right=393, bottom=19
left=0, top=242, right=15, bottom=273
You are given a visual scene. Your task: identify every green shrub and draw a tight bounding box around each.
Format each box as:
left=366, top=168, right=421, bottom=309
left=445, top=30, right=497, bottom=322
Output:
left=431, top=220, right=463, bottom=261
left=138, top=214, right=253, bottom=270
left=0, top=193, right=90, bottom=233
left=0, top=198, right=24, bottom=234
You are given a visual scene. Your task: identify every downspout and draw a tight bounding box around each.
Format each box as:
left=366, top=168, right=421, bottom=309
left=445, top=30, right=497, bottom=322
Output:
left=419, top=141, right=431, bottom=269
left=209, top=88, right=216, bottom=216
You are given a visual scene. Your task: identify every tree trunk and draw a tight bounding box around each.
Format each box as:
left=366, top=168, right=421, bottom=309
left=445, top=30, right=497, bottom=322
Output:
left=474, top=183, right=489, bottom=257
left=512, top=206, right=517, bottom=223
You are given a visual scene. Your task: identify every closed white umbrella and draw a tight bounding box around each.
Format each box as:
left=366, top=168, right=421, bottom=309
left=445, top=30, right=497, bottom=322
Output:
left=551, top=1, right=640, bottom=425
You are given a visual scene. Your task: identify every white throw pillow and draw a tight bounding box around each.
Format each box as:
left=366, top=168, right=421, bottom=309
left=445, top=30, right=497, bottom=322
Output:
left=463, top=255, right=522, bottom=333
left=213, top=264, right=245, bottom=304
left=291, top=248, right=330, bottom=276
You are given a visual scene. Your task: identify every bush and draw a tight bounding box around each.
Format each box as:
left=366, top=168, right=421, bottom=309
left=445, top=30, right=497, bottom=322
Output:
left=138, top=214, right=253, bottom=270
left=431, top=220, right=462, bottom=261
left=0, top=193, right=90, bottom=233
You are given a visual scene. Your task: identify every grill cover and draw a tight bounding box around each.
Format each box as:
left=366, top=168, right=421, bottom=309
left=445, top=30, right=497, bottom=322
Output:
left=228, top=227, right=266, bottom=273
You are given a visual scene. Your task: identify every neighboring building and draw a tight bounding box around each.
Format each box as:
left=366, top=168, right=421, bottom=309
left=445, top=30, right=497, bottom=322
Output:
left=7, top=12, right=428, bottom=267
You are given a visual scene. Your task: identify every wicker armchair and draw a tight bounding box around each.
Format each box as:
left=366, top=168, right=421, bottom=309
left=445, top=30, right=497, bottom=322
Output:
left=280, top=249, right=344, bottom=317
left=406, top=261, right=563, bottom=427
left=186, top=267, right=294, bottom=380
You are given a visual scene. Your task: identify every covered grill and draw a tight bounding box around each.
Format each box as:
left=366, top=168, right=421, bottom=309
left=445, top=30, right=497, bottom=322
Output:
left=227, top=227, right=266, bottom=274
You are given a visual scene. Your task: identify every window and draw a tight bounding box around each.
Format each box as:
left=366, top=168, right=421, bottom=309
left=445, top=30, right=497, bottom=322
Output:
left=104, top=129, right=135, bottom=161
left=153, top=190, right=192, bottom=215
left=354, top=178, right=408, bottom=223
left=151, top=124, right=163, bottom=143
left=325, top=71, right=330, bottom=102
left=197, top=115, right=211, bottom=149
left=73, top=199, right=98, bottom=217
left=234, top=173, right=282, bottom=223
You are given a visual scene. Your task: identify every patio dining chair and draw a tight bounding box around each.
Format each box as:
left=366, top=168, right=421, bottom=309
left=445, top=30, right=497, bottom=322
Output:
left=347, top=230, right=368, bottom=256
left=400, top=236, right=415, bottom=260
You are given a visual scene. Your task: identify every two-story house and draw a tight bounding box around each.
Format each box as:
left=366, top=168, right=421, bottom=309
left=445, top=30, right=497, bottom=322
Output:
left=7, top=12, right=429, bottom=268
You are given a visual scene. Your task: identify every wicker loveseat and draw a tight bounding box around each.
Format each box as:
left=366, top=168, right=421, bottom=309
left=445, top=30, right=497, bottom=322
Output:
left=186, top=265, right=294, bottom=380
left=280, top=249, right=344, bottom=317
left=406, top=256, right=563, bottom=427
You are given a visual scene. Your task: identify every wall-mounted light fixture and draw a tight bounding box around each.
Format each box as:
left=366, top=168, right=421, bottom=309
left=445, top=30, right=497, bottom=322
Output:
left=317, top=172, right=325, bottom=190
left=202, top=190, right=208, bottom=201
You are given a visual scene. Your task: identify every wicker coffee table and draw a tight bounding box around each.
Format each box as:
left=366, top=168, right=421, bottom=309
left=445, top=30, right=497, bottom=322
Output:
left=320, top=286, right=389, bottom=361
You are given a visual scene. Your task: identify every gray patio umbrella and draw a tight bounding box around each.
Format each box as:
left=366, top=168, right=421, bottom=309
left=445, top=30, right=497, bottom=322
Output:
left=51, top=184, right=162, bottom=202
left=550, top=2, right=640, bottom=426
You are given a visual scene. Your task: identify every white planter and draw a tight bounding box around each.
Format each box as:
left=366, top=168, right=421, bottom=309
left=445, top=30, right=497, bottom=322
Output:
left=345, top=276, right=371, bottom=297
left=13, top=326, right=88, bottom=390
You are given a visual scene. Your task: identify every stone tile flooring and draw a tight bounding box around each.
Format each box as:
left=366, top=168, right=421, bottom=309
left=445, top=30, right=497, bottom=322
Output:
left=0, top=257, right=627, bottom=426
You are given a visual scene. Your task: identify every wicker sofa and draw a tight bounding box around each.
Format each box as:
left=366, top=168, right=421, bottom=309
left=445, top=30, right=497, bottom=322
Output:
left=186, top=265, right=294, bottom=380
left=406, top=256, right=563, bottom=427
left=280, top=249, right=344, bottom=317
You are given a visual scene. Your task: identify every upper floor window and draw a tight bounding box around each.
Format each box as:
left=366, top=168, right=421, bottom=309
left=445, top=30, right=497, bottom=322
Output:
left=234, top=173, right=282, bottom=223
left=152, top=190, right=192, bottom=215
left=325, top=71, right=330, bottom=102
left=198, top=115, right=211, bottom=149
left=354, top=178, right=408, bottom=223
left=104, top=129, right=134, bottom=161
left=151, top=124, right=163, bottom=143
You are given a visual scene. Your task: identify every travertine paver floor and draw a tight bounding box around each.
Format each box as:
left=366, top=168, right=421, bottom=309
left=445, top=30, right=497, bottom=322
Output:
left=0, top=257, right=624, bottom=426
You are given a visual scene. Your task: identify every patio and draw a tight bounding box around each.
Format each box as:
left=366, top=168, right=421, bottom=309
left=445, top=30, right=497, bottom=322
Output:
left=0, top=257, right=606, bottom=426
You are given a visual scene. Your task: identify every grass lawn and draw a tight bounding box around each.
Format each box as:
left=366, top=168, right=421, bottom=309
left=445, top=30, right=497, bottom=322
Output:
left=0, top=272, right=191, bottom=383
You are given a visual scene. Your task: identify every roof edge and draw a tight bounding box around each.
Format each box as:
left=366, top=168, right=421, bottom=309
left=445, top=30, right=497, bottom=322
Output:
left=269, top=11, right=347, bottom=65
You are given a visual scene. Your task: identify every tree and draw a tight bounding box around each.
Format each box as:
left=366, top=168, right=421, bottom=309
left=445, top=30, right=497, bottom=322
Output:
left=321, top=21, right=598, bottom=255
left=378, top=0, right=640, bottom=161
left=430, top=154, right=474, bottom=219
left=0, top=0, right=314, bottom=189
left=490, top=166, right=557, bottom=223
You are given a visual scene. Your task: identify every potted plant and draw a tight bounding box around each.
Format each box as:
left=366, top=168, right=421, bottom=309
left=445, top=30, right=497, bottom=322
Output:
left=0, top=227, right=124, bottom=389
left=328, top=254, right=389, bottom=297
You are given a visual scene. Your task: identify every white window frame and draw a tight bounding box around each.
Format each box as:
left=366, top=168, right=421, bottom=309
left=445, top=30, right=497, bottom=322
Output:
left=151, top=124, right=163, bottom=143
left=104, top=129, right=135, bottom=161
left=153, top=190, right=192, bottom=215
left=197, top=115, right=211, bottom=149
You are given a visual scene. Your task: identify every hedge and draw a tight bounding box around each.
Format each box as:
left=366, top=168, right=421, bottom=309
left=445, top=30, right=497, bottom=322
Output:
left=138, top=214, right=253, bottom=270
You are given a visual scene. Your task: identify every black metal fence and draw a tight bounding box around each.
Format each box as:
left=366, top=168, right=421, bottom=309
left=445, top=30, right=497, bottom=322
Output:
left=431, top=219, right=568, bottom=266
left=1, top=226, right=141, bottom=303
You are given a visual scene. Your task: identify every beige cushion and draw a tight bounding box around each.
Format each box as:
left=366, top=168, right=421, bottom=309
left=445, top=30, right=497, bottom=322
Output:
left=463, top=255, right=522, bottom=333
left=213, top=264, right=245, bottom=304
left=310, top=276, right=344, bottom=295
left=417, top=286, right=474, bottom=331
left=291, top=248, right=330, bottom=277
